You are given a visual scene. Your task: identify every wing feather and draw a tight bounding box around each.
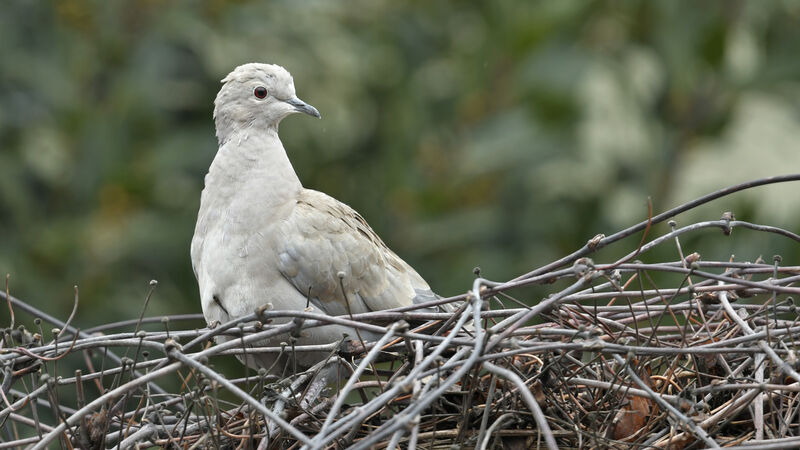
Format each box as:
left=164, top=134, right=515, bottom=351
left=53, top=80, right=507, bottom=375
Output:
left=276, top=189, right=435, bottom=316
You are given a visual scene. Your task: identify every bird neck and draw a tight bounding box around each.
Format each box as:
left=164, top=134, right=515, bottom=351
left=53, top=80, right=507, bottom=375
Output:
left=205, top=129, right=303, bottom=206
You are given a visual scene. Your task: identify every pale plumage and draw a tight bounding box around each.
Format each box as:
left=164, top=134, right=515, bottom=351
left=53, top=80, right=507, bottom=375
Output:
left=277, top=189, right=438, bottom=317
left=191, top=63, right=440, bottom=372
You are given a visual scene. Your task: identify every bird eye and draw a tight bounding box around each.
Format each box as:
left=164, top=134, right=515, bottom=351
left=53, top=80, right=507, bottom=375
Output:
left=254, top=86, right=268, bottom=99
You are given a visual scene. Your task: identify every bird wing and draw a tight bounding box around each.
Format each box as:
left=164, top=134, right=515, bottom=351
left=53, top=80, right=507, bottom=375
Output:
left=275, top=189, right=437, bottom=316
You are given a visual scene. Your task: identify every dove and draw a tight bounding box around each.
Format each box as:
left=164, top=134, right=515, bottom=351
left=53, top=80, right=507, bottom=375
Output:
left=191, top=63, right=442, bottom=372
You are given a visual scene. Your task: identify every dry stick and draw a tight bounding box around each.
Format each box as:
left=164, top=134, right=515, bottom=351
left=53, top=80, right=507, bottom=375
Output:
left=0, top=290, right=170, bottom=397
left=118, top=423, right=157, bottom=450
left=699, top=324, right=800, bottom=349
left=778, top=384, right=800, bottom=437
left=32, top=360, right=183, bottom=450
left=56, top=286, right=80, bottom=340
left=84, top=314, right=204, bottom=334
left=27, top=373, right=43, bottom=440
left=574, top=262, right=800, bottom=297
left=383, top=344, right=427, bottom=450
left=488, top=274, right=594, bottom=350
left=317, top=322, right=400, bottom=437
left=611, top=353, right=720, bottom=448
left=1, top=337, right=166, bottom=372
left=754, top=340, right=768, bottom=441
left=694, top=381, right=800, bottom=393
left=720, top=436, right=800, bottom=450
left=149, top=311, right=259, bottom=370
left=654, top=388, right=761, bottom=448
left=167, top=347, right=312, bottom=446
left=601, top=220, right=800, bottom=277
left=338, top=272, right=385, bottom=394
left=385, top=431, right=403, bottom=450
left=477, top=412, right=516, bottom=450
left=6, top=412, right=55, bottom=433
left=597, top=196, right=654, bottom=272
left=407, top=340, right=424, bottom=450
left=566, top=377, right=680, bottom=402
left=306, top=325, right=473, bottom=446
left=483, top=362, right=558, bottom=450
left=555, top=279, right=793, bottom=309
left=716, top=286, right=800, bottom=444
left=310, top=287, right=478, bottom=449
left=608, top=263, right=800, bottom=295
left=512, top=173, right=800, bottom=282
left=4, top=275, right=13, bottom=330
left=266, top=358, right=339, bottom=441
left=133, top=281, right=158, bottom=335
left=178, top=309, right=472, bottom=361
left=0, top=436, right=39, bottom=448
left=345, top=279, right=485, bottom=450
left=0, top=383, right=47, bottom=425
left=475, top=373, right=498, bottom=447
left=718, top=288, right=800, bottom=383
left=289, top=392, right=339, bottom=427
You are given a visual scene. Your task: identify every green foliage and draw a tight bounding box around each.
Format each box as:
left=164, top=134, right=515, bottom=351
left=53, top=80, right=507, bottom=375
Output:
left=2, top=0, right=800, bottom=324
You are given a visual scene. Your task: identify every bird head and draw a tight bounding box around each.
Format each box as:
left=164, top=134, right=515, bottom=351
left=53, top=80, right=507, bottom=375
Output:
left=213, top=63, right=320, bottom=144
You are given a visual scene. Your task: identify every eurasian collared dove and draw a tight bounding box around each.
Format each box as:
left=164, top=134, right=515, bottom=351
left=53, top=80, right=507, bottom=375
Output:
left=191, top=63, right=442, bottom=372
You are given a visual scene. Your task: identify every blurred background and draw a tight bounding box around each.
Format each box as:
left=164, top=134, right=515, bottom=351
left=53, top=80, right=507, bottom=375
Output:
left=2, top=0, right=800, bottom=326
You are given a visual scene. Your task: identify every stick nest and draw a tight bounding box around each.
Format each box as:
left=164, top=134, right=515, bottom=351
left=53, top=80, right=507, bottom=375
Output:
left=2, top=178, right=800, bottom=449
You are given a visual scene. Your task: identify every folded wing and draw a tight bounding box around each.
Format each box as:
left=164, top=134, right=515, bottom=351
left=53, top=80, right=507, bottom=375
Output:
left=276, top=189, right=437, bottom=316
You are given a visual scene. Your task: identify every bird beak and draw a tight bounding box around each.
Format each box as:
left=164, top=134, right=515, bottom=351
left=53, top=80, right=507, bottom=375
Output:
left=286, top=97, right=321, bottom=119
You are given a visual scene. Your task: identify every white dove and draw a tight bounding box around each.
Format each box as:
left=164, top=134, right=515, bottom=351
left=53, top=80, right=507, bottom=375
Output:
left=191, top=63, right=442, bottom=372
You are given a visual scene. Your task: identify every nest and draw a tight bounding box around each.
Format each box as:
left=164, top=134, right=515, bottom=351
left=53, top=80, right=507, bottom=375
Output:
left=2, top=175, right=800, bottom=449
